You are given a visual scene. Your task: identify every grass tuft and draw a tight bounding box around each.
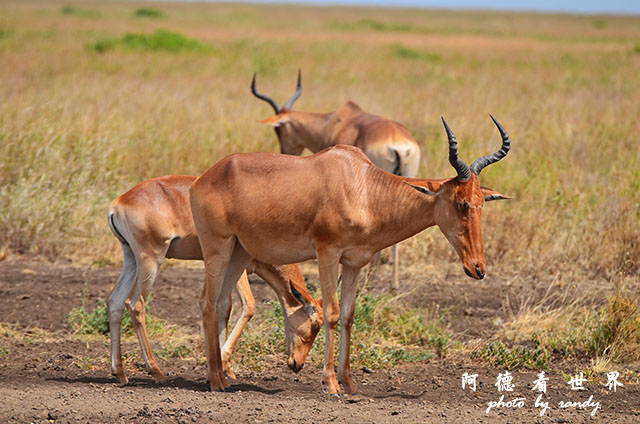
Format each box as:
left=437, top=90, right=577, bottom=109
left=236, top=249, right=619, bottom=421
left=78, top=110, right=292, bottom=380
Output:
left=588, top=291, right=640, bottom=363
left=158, top=343, right=193, bottom=359
left=494, top=287, right=640, bottom=370
left=472, top=338, right=551, bottom=370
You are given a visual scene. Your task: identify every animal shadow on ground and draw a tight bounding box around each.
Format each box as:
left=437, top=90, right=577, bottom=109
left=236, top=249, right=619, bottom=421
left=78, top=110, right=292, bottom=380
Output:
left=48, top=375, right=284, bottom=395
left=371, top=391, right=426, bottom=400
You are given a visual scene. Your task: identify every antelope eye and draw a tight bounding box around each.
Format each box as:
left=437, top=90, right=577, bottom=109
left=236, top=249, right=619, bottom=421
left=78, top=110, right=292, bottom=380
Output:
left=458, top=201, right=471, bottom=211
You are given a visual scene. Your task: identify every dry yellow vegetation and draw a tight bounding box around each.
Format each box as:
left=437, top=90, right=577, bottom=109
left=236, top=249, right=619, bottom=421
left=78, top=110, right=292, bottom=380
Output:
left=1, top=1, right=638, bottom=286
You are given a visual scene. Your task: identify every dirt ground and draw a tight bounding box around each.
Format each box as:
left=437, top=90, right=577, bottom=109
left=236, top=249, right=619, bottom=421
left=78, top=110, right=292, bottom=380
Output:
left=1, top=259, right=639, bottom=423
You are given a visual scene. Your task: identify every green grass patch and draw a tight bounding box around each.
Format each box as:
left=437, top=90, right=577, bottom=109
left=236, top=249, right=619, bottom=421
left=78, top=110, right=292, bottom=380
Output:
left=331, top=18, right=413, bottom=32
left=88, top=30, right=209, bottom=54
left=158, top=342, right=193, bottom=359
left=472, top=338, right=551, bottom=370
left=134, top=8, right=165, bottom=19
left=0, top=29, right=15, bottom=40
left=392, top=43, right=442, bottom=63
left=60, top=5, right=101, bottom=19
left=67, top=282, right=172, bottom=337
left=235, top=293, right=448, bottom=371
left=92, top=257, right=115, bottom=268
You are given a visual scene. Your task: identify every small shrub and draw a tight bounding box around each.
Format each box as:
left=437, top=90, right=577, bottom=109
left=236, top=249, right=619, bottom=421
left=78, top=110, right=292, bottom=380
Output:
left=121, top=30, right=206, bottom=53
left=89, top=36, right=118, bottom=53
left=60, top=5, right=101, bottom=19
left=355, top=19, right=412, bottom=32
left=67, top=299, right=111, bottom=335
left=88, top=30, right=208, bottom=54
left=357, top=18, right=385, bottom=31
left=392, top=44, right=441, bottom=63
left=134, top=8, right=165, bottom=19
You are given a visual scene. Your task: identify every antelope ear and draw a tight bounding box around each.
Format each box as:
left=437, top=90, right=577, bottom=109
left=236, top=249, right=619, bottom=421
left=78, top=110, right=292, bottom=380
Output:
left=405, top=182, right=438, bottom=196
left=482, top=186, right=512, bottom=202
left=290, top=281, right=305, bottom=304
left=259, top=113, right=291, bottom=127
left=289, top=281, right=317, bottom=316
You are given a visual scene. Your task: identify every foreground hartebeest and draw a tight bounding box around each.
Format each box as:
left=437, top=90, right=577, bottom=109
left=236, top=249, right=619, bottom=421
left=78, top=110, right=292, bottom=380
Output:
left=189, top=115, right=511, bottom=394
left=107, top=175, right=323, bottom=384
left=252, top=72, right=422, bottom=288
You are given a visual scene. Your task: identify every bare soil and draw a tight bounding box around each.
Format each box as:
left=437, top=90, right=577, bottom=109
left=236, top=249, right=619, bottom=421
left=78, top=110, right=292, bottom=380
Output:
left=1, top=259, right=638, bottom=423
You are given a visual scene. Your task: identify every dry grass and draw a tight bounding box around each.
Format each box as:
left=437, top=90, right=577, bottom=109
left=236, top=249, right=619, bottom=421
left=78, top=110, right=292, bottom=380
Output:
left=1, top=1, right=638, bottom=283
left=492, top=280, right=640, bottom=371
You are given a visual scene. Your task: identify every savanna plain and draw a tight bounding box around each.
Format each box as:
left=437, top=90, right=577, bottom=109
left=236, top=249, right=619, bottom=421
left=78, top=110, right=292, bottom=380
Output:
left=0, top=1, right=639, bottom=422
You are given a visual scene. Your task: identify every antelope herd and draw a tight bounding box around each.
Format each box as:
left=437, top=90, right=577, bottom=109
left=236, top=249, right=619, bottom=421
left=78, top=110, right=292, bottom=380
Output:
left=107, top=71, right=512, bottom=394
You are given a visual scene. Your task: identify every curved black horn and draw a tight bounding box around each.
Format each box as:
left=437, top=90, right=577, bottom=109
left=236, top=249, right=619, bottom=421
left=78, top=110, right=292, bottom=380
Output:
left=470, top=115, right=511, bottom=176
left=441, top=117, right=471, bottom=182
left=282, top=69, right=302, bottom=111
left=251, top=73, right=281, bottom=114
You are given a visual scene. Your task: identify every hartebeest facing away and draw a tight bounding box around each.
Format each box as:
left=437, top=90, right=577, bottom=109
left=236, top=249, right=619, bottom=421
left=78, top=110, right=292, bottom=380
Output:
left=189, top=116, right=511, bottom=394
left=252, top=71, right=422, bottom=288
left=107, top=175, right=323, bottom=385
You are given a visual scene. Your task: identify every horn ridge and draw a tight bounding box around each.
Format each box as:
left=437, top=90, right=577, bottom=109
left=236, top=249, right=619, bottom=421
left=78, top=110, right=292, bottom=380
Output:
left=470, top=114, right=511, bottom=175
left=251, top=73, right=281, bottom=114
left=441, top=116, right=471, bottom=182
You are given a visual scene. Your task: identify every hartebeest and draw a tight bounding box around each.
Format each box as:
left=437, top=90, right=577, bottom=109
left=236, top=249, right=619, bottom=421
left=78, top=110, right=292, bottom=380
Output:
left=107, top=175, right=323, bottom=385
left=189, top=116, right=511, bottom=394
left=252, top=71, right=422, bottom=288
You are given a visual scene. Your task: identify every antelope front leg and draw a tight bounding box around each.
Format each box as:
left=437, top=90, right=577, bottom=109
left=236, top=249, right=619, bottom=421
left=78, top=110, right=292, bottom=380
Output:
left=317, top=253, right=341, bottom=394
left=338, top=265, right=361, bottom=394
left=202, top=239, right=252, bottom=391
left=200, top=237, right=237, bottom=392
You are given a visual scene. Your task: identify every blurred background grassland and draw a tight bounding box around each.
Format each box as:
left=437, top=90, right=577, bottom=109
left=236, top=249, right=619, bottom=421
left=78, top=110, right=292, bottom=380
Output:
left=0, top=0, right=639, bottom=285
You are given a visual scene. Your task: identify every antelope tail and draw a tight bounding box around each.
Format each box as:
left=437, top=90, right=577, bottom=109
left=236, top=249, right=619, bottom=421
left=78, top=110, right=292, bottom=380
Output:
left=108, top=213, right=129, bottom=246
left=392, top=150, right=402, bottom=176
